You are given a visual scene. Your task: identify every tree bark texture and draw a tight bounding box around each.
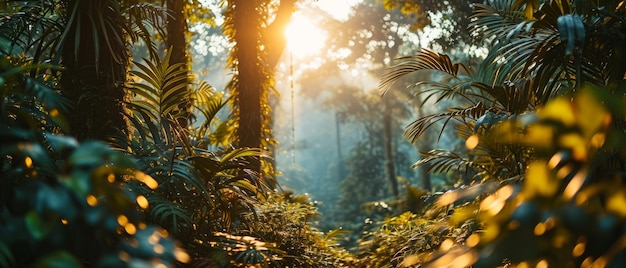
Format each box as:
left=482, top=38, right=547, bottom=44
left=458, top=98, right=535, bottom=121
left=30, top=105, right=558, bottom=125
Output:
left=166, top=0, right=188, bottom=66
left=383, top=98, right=399, bottom=196
left=228, top=0, right=296, bottom=175
left=232, top=0, right=264, bottom=173
left=166, top=0, right=191, bottom=128
left=60, top=0, right=129, bottom=141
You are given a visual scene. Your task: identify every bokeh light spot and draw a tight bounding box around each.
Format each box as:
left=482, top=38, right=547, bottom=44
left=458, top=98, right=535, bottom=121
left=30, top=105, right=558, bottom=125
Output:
left=124, top=223, right=136, bottom=235
left=536, top=259, right=548, bottom=268
left=86, top=195, right=98, bottom=206
left=135, top=171, right=158, bottom=190
left=573, top=242, right=586, bottom=257
left=466, top=233, right=480, bottom=247
left=24, top=156, right=33, bottom=168
left=465, top=134, right=479, bottom=149
left=440, top=238, right=455, bottom=251
left=136, top=195, right=149, bottom=209
left=174, top=248, right=191, bottom=263
left=153, top=244, right=164, bottom=254
left=107, top=173, right=116, bottom=183
left=117, top=215, right=128, bottom=226
left=534, top=222, right=546, bottom=236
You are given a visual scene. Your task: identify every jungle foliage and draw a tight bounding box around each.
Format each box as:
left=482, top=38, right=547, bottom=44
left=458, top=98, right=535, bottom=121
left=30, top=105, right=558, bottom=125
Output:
left=1, top=0, right=346, bottom=267
left=2, top=0, right=626, bottom=267
left=371, top=0, right=626, bottom=267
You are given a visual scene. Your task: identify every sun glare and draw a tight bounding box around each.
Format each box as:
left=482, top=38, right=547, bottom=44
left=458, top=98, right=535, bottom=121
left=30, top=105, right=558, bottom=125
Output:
left=285, top=15, right=327, bottom=57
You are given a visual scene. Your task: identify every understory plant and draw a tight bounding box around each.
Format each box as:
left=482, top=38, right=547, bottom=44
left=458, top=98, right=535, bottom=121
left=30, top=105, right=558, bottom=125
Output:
left=236, top=192, right=356, bottom=267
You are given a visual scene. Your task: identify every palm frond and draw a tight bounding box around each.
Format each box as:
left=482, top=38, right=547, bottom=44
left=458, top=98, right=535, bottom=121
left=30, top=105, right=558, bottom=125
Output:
left=413, top=149, right=483, bottom=175
left=403, top=102, right=489, bottom=143
left=1, top=62, right=70, bottom=112
left=188, top=147, right=267, bottom=205
left=480, top=79, right=537, bottom=113
left=147, top=195, right=193, bottom=234
left=379, top=49, right=471, bottom=96
left=129, top=52, right=189, bottom=119
left=123, top=2, right=168, bottom=60
left=192, top=81, right=231, bottom=139
left=126, top=50, right=191, bottom=147
left=0, top=1, right=63, bottom=59
left=189, top=148, right=262, bottom=181
left=471, top=0, right=532, bottom=42
left=510, top=0, right=540, bottom=20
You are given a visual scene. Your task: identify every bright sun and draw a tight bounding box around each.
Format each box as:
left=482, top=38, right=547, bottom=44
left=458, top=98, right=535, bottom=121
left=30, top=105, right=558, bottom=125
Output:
left=285, top=15, right=327, bottom=57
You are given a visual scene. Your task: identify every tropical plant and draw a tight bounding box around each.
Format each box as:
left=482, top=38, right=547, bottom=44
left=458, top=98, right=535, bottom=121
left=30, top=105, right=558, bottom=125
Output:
left=420, top=87, right=626, bottom=267
left=0, top=56, right=188, bottom=268
left=372, top=0, right=626, bottom=266
left=379, top=0, right=626, bottom=188
left=356, top=210, right=477, bottom=268
left=234, top=192, right=356, bottom=267
left=112, top=51, right=277, bottom=264
left=0, top=0, right=168, bottom=141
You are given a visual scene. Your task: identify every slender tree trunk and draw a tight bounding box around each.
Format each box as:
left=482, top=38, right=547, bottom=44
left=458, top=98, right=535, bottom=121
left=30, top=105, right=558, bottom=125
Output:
left=60, top=0, right=129, bottom=141
left=419, top=159, right=432, bottom=191
left=415, top=103, right=432, bottom=191
left=335, top=112, right=346, bottom=180
left=383, top=98, right=399, bottom=196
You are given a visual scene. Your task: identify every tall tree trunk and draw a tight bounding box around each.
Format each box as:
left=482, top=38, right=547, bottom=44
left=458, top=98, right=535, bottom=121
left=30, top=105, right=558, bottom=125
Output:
left=60, top=0, right=129, bottom=141
left=227, top=0, right=296, bottom=176
left=165, top=0, right=191, bottom=128
left=383, top=98, right=399, bottom=196
left=335, top=112, right=346, bottom=180
left=419, top=158, right=432, bottom=191
left=166, top=0, right=188, bottom=66
left=231, top=0, right=264, bottom=174
left=415, top=103, right=432, bottom=191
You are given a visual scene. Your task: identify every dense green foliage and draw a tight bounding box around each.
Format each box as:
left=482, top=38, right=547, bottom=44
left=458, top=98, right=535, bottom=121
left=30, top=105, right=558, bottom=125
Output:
left=0, top=57, right=187, bottom=267
left=1, top=1, right=348, bottom=267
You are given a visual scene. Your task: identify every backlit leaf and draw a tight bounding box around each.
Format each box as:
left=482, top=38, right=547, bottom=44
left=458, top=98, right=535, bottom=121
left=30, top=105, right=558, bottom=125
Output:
left=607, top=191, right=626, bottom=217
left=538, top=98, right=575, bottom=126
left=524, top=161, right=558, bottom=198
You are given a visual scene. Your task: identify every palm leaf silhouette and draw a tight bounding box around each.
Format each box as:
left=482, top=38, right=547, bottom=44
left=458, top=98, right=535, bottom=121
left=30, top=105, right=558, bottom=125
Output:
left=413, top=149, right=481, bottom=175
left=147, top=194, right=193, bottom=233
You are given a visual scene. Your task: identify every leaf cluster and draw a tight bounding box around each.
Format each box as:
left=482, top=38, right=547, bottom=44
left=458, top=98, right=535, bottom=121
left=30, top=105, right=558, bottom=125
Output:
left=370, top=0, right=626, bottom=266
left=0, top=57, right=187, bottom=267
